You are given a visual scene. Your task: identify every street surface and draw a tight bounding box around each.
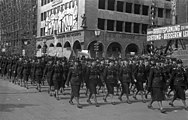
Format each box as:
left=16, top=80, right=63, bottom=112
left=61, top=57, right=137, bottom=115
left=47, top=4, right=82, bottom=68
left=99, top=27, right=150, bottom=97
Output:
left=0, top=78, right=188, bottom=120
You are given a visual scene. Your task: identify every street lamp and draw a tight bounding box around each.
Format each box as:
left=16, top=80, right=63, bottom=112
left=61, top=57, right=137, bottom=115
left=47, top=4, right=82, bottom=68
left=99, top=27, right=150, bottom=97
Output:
left=95, top=29, right=101, bottom=37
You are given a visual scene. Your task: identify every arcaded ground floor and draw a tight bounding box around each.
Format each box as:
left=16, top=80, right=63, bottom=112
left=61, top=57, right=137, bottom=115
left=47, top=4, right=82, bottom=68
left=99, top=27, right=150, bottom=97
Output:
left=36, top=30, right=163, bottom=58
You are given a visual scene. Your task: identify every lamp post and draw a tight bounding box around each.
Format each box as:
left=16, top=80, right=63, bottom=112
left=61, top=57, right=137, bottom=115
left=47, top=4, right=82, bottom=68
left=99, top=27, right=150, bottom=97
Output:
left=94, top=29, right=101, bottom=58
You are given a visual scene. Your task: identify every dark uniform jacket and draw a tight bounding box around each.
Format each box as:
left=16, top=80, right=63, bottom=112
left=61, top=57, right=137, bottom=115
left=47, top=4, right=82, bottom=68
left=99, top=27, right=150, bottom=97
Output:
left=44, top=64, right=54, bottom=81
left=169, top=67, right=187, bottom=87
left=104, top=65, right=118, bottom=84
left=148, top=66, right=166, bottom=88
left=52, top=64, right=64, bottom=81
left=16, top=61, right=23, bottom=78
left=22, top=62, right=31, bottom=76
left=133, top=64, right=147, bottom=83
left=67, top=65, right=82, bottom=86
left=119, top=65, right=132, bottom=83
left=12, top=63, right=17, bottom=77
left=87, top=65, right=100, bottom=84
left=34, top=62, right=45, bottom=77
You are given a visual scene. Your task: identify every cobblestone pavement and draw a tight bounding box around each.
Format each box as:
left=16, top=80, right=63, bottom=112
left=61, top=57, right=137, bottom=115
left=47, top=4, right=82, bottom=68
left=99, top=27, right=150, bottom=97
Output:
left=0, top=78, right=188, bottom=120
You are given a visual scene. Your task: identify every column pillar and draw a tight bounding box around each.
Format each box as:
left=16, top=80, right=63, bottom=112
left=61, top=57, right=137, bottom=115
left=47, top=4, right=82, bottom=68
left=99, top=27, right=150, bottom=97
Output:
left=105, top=0, right=108, bottom=9
left=132, top=3, right=134, bottom=13
left=131, top=22, right=134, bottom=33
left=114, top=0, right=117, bottom=11
left=122, top=21, right=125, bottom=32
left=140, top=4, right=142, bottom=15
left=104, top=19, right=107, bottom=30
left=114, top=20, right=116, bottom=31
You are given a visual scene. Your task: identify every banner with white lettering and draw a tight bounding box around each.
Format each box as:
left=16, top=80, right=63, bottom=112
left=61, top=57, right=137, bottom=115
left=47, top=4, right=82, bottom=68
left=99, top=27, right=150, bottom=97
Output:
left=147, top=23, right=188, bottom=41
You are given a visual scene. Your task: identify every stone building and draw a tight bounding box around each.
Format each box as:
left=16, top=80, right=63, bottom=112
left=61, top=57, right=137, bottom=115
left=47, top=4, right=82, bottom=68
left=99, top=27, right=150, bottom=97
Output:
left=36, top=0, right=172, bottom=58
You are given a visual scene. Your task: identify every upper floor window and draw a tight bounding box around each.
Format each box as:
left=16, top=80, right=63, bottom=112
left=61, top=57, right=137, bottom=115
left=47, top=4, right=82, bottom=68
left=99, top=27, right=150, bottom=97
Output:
left=107, top=19, right=114, bottom=31
left=98, top=18, right=105, bottom=30
left=99, top=0, right=105, bottom=9
left=142, top=5, right=149, bottom=16
left=117, top=1, right=124, bottom=12
left=126, top=2, right=132, bottom=13
left=166, top=9, right=171, bottom=18
left=108, top=0, right=115, bottom=11
left=134, top=4, right=140, bottom=14
left=158, top=8, right=164, bottom=18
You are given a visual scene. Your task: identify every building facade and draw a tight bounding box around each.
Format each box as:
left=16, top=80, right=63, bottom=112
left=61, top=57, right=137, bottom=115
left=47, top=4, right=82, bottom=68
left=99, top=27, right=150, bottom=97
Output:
left=36, top=0, right=172, bottom=58
left=0, top=0, right=37, bottom=56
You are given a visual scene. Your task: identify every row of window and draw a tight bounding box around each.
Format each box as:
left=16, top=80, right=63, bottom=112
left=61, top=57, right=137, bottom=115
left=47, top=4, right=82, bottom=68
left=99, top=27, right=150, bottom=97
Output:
left=98, top=18, right=149, bottom=34
left=41, top=0, right=53, bottom=6
left=41, top=0, right=76, bottom=21
left=98, top=0, right=171, bottom=18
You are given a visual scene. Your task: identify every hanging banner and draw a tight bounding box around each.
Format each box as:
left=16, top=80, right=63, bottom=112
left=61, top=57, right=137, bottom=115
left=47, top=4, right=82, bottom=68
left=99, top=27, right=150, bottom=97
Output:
left=147, top=23, right=188, bottom=41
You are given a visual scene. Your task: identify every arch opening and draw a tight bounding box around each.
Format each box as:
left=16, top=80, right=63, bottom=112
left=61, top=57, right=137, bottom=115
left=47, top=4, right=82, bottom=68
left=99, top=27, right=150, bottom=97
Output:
left=37, top=45, right=42, bottom=49
left=56, top=43, right=62, bottom=47
left=64, top=41, right=71, bottom=48
left=125, top=43, right=139, bottom=55
left=107, top=42, right=122, bottom=58
left=88, top=41, right=104, bottom=58
left=49, top=43, right=54, bottom=47
left=73, top=41, right=82, bottom=57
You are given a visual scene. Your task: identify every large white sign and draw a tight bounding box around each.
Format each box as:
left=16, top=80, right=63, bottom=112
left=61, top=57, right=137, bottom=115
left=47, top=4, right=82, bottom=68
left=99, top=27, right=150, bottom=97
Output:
left=147, top=23, right=188, bottom=41
left=45, top=0, right=78, bottom=35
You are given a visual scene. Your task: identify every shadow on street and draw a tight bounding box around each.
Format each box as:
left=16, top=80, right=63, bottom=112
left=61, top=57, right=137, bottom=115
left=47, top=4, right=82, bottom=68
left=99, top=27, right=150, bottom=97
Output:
left=0, top=104, right=38, bottom=112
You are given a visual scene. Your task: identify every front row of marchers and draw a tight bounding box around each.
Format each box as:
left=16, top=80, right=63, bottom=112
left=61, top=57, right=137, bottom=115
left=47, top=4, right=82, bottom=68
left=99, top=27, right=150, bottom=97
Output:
left=0, top=55, right=188, bottom=113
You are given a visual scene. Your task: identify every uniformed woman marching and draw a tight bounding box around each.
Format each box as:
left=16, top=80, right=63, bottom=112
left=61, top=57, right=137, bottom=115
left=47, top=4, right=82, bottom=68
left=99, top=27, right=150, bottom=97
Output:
left=52, top=59, right=64, bottom=100
left=66, top=59, right=83, bottom=108
left=43, top=59, right=54, bottom=96
left=148, top=60, right=166, bottom=113
left=22, top=59, right=31, bottom=89
left=118, top=59, right=132, bottom=104
left=34, top=58, right=45, bottom=92
left=86, top=60, right=100, bottom=107
left=103, top=60, right=118, bottom=105
left=168, top=59, right=188, bottom=110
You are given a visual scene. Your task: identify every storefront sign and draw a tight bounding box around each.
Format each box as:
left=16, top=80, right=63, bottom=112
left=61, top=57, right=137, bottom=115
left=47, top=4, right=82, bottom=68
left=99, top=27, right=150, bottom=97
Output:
left=59, top=31, right=82, bottom=38
left=147, top=23, right=188, bottom=41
